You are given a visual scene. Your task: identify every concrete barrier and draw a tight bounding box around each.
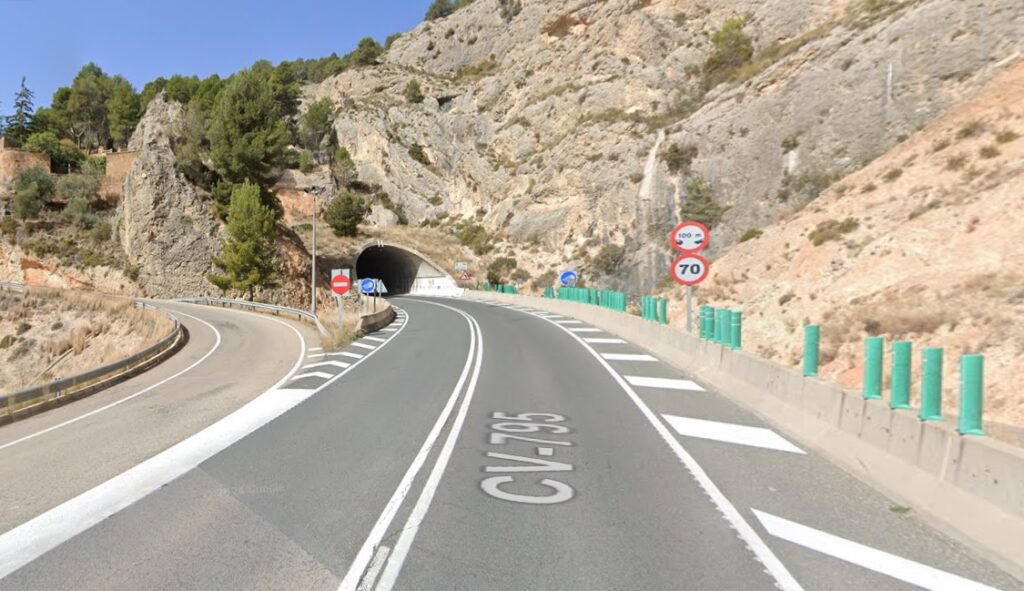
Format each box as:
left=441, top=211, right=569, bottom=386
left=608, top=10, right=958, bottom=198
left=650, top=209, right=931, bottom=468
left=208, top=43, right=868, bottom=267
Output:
left=357, top=297, right=396, bottom=334
left=467, top=291, right=1024, bottom=578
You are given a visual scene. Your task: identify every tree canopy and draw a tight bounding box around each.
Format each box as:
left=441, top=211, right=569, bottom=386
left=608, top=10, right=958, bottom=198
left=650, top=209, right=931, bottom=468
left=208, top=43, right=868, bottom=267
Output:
left=207, top=181, right=280, bottom=300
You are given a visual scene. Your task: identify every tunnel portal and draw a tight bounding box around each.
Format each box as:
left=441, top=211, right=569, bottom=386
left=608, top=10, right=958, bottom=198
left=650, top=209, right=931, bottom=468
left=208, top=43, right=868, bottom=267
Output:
left=354, top=243, right=460, bottom=296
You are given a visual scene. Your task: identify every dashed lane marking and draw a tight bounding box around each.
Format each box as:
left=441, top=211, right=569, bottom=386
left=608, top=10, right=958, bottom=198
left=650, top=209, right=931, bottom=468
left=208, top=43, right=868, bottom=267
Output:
left=662, top=415, right=805, bottom=454
left=753, top=510, right=1001, bottom=591
left=601, top=353, right=658, bottom=362
left=623, top=375, right=705, bottom=392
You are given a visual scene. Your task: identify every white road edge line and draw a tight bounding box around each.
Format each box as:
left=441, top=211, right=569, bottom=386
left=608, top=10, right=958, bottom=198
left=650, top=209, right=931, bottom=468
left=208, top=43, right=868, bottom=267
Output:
left=493, top=301, right=805, bottom=591
left=0, top=308, right=222, bottom=453
left=338, top=301, right=481, bottom=591
left=753, top=510, right=1000, bottom=591
left=0, top=306, right=410, bottom=581
left=662, top=415, right=805, bottom=454
left=372, top=302, right=484, bottom=591
left=356, top=545, right=391, bottom=591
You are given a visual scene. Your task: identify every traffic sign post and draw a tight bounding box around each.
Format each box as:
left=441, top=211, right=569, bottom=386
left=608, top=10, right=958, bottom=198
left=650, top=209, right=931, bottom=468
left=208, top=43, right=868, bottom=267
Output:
left=560, top=270, right=578, bottom=288
left=331, top=269, right=350, bottom=328
left=668, top=221, right=711, bottom=333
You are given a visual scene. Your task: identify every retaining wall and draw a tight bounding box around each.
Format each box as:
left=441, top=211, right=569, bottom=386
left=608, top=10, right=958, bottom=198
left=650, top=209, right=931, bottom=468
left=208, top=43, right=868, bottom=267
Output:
left=357, top=297, right=395, bottom=334
left=467, top=291, right=1024, bottom=578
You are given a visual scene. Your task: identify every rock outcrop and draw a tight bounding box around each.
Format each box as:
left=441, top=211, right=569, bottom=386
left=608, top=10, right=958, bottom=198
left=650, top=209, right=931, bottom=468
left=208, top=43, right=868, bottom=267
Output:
left=306, top=0, right=1024, bottom=291
left=127, top=92, right=182, bottom=151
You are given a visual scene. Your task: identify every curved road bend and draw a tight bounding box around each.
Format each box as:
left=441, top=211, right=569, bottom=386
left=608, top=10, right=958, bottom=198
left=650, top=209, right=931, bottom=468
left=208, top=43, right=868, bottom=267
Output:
left=0, top=297, right=1021, bottom=591
left=0, top=301, right=315, bottom=533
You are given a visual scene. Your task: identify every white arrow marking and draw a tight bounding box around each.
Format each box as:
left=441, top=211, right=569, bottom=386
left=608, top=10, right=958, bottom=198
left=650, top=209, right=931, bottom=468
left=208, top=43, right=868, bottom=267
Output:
left=753, top=510, right=1002, bottom=591
left=662, top=415, right=804, bottom=454
left=624, top=375, right=705, bottom=391
left=291, top=372, right=333, bottom=381
left=303, top=361, right=351, bottom=370
left=601, top=353, right=658, bottom=362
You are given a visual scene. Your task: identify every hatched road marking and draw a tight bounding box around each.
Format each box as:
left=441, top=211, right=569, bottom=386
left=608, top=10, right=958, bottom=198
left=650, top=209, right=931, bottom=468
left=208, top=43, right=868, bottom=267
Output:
left=584, top=338, right=626, bottom=344
left=624, top=375, right=705, bottom=392
left=292, top=372, right=334, bottom=381
left=303, top=361, right=351, bottom=370
left=569, top=328, right=602, bottom=333
left=753, top=510, right=1001, bottom=591
left=662, top=415, right=805, bottom=454
left=352, top=343, right=377, bottom=350
left=601, top=353, right=658, bottom=362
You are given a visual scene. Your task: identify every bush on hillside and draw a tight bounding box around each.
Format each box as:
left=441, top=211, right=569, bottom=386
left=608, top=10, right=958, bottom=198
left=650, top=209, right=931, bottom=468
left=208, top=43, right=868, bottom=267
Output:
left=703, top=18, right=754, bottom=88
left=661, top=142, right=698, bottom=175
left=405, top=79, right=425, bottom=104
left=487, top=256, right=517, bottom=284
left=680, top=177, right=729, bottom=229
left=325, top=191, right=369, bottom=237
left=592, top=244, right=626, bottom=275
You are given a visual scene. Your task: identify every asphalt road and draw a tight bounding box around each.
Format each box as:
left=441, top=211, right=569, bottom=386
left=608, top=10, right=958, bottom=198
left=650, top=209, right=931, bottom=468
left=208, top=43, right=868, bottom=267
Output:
left=0, top=297, right=1019, bottom=591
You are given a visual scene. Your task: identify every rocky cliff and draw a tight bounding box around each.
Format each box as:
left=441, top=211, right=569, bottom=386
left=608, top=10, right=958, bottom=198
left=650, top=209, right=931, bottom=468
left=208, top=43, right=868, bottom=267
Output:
left=305, top=0, right=1023, bottom=291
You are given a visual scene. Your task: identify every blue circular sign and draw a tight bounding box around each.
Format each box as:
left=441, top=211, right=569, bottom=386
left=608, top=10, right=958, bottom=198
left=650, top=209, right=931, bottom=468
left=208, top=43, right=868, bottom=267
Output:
left=559, top=270, right=578, bottom=287
left=359, top=278, right=376, bottom=294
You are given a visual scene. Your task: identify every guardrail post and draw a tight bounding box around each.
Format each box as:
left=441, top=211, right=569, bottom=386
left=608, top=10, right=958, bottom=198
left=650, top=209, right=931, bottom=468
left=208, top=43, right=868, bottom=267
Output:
left=890, top=341, right=912, bottom=410
left=716, top=309, right=728, bottom=344
left=958, top=354, right=985, bottom=436
left=658, top=298, right=668, bottom=325
left=864, top=336, right=884, bottom=400
left=920, top=347, right=943, bottom=421
left=729, top=310, right=742, bottom=349
left=703, top=307, right=714, bottom=340
left=803, top=325, right=820, bottom=377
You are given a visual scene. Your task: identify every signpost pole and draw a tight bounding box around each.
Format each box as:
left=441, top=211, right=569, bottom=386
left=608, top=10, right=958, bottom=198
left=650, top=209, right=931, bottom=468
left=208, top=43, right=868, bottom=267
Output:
left=685, top=286, right=693, bottom=333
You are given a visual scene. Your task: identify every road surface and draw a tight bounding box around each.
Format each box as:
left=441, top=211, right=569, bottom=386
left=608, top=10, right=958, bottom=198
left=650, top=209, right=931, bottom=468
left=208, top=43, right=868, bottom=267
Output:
left=0, top=297, right=1019, bottom=591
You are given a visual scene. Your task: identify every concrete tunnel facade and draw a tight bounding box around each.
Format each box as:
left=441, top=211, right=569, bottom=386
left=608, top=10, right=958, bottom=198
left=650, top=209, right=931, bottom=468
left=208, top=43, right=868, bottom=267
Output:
left=354, top=242, right=461, bottom=296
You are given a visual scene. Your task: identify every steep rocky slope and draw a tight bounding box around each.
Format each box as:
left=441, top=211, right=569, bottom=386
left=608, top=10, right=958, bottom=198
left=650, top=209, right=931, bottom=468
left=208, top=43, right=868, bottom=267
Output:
left=306, top=0, right=1023, bottom=290
left=682, top=59, right=1024, bottom=427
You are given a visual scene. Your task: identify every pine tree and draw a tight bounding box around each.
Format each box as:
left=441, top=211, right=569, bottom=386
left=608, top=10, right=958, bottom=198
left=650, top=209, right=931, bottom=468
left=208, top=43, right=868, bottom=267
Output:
left=207, top=182, right=280, bottom=301
left=324, top=191, right=368, bottom=237
left=5, top=78, right=35, bottom=144
left=106, top=77, right=140, bottom=148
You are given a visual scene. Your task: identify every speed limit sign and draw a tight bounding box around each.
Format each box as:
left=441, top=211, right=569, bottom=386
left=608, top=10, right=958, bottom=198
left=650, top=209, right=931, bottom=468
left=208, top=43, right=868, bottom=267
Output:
left=670, top=221, right=709, bottom=254
left=671, top=254, right=710, bottom=286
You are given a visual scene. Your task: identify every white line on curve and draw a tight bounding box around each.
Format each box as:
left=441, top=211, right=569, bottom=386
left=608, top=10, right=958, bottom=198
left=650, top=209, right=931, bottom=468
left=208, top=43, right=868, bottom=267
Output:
left=662, top=415, right=805, bottom=454
left=337, top=301, right=481, bottom=591
left=0, top=306, right=411, bottom=580
left=309, top=347, right=324, bottom=352
left=623, top=375, right=705, bottom=392
left=500, top=304, right=805, bottom=591
left=291, top=372, right=333, bottom=381
left=0, top=308, right=223, bottom=453
left=753, top=510, right=1000, bottom=591
left=372, top=303, right=485, bottom=591
left=601, top=353, right=658, bottom=362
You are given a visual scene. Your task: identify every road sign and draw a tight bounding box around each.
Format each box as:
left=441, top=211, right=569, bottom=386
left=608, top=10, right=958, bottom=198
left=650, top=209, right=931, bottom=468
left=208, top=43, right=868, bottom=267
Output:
left=359, top=278, right=376, bottom=294
left=455, top=262, right=468, bottom=271
left=560, top=270, right=578, bottom=287
left=331, top=274, right=351, bottom=295
left=375, top=279, right=389, bottom=294
left=459, top=271, right=471, bottom=281
left=671, top=254, right=710, bottom=286
left=670, top=221, right=710, bottom=254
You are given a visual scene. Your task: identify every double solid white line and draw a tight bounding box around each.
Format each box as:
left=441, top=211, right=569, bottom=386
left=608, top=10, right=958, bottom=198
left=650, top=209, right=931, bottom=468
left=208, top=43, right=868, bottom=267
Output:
left=339, top=301, right=484, bottom=591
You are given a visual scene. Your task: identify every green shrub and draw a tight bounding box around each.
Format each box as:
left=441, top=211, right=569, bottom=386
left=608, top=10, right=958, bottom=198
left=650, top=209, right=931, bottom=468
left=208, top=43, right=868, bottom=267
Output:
left=956, top=120, right=985, bottom=139
left=808, top=217, right=859, bottom=246
left=680, top=177, right=729, bottom=228
left=405, top=79, right=425, bottom=104
left=739, top=228, right=762, bottom=242
left=91, top=220, right=112, bottom=242
left=499, top=0, right=522, bottom=21
left=427, top=195, right=443, bottom=206
left=409, top=144, right=432, bottom=166
left=13, top=183, right=45, bottom=220
left=57, top=174, right=101, bottom=203
left=15, top=322, right=31, bottom=335
left=995, top=129, right=1020, bottom=144
left=324, top=191, right=369, bottom=237
left=0, top=335, right=14, bottom=349
left=63, top=196, right=96, bottom=228
left=456, top=223, right=492, bottom=255
left=592, top=244, right=626, bottom=275
left=487, top=256, right=517, bottom=284
left=882, top=168, right=903, bottom=182
left=0, top=216, right=16, bottom=243
left=299, top=150, right=316, bottom=173
left=331, top=147, right=358, bottom=187
left=979, top=145, right=1001, bottom=159
left=661, top=142, right=698, bottom=174
left=703, top=18, right=754, bottom=87
left=15, top=167, right=55, bottom=201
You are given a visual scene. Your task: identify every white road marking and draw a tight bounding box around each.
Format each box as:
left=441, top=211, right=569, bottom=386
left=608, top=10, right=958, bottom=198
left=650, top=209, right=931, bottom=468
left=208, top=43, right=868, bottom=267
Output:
left=291, top=371, right=333, bottom=381
left=584, top=338, right=626, bottom=344
left=352, top=342, right=376, bottom=350
left=753, top=511, right=1000, bottom=591
left=662, top=415, right=805, bottom=454
left=363, top=336, right=387, bottom=343
left=0, top=308, right=410, bottom=581
left=537, top=447, right=554, bottom=457
left=303, top=361, right=351, bottom=370
left=601, top=353, right=658, bottom=362
left=357, top=545, right=391, bottom=591
left=0, top=308, right=222, bottom=453
left=514, top=308, right=804, bottom=591
left=309, top=347, right=323, bottom=352
left=624, top=375, right=705, bottom=392
left=338, top=302, right=482, bottom=591
left=337, top=352, right=364, bottom=359
left=273, top=389, right=314, bottom=395
left=372, top=305, right=485, bottom=591
left=307, top=353, right=327, bottom=359
left=380, top=328, right=398, bottom=332
left=555, top=320, right=583, bottom=324
left=569, top=328, right=602, bottom=333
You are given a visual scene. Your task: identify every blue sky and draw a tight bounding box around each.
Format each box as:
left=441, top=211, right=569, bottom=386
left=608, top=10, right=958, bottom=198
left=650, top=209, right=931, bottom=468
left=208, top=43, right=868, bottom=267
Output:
left=0, top=0, right=431, bottom=111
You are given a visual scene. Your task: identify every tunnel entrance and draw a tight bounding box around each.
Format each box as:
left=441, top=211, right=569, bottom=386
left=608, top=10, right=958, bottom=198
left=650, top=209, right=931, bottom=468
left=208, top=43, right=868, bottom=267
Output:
left=355, top=243, right=460, bottom=296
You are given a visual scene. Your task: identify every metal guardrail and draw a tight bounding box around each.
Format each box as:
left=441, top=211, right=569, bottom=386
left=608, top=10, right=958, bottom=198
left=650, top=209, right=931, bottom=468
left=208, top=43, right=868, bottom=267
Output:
left=0, top=287, right=184, bottom=424
left=176, top=297, right=329, bottom=336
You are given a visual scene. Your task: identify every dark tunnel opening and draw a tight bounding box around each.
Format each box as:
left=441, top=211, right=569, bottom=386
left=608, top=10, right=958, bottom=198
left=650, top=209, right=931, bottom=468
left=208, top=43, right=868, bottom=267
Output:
left=355, top=245, right=430, bottom=295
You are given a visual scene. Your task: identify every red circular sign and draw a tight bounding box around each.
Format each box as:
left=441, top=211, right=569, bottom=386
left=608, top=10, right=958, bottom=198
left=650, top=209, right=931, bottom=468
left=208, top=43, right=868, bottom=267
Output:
left=669, top=220, right=710, bottom=254
left=331, top=274, right=350, bottom=295
left=670, top=254, right=710, bottom=286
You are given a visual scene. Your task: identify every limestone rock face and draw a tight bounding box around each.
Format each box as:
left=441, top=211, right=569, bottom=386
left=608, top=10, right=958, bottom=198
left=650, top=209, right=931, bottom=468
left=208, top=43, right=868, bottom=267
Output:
left=305, top=0, right=1023, bottom=291
left=118, top=146, right=222, bottom=297
left=127, top=92, right=182, bottom=151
